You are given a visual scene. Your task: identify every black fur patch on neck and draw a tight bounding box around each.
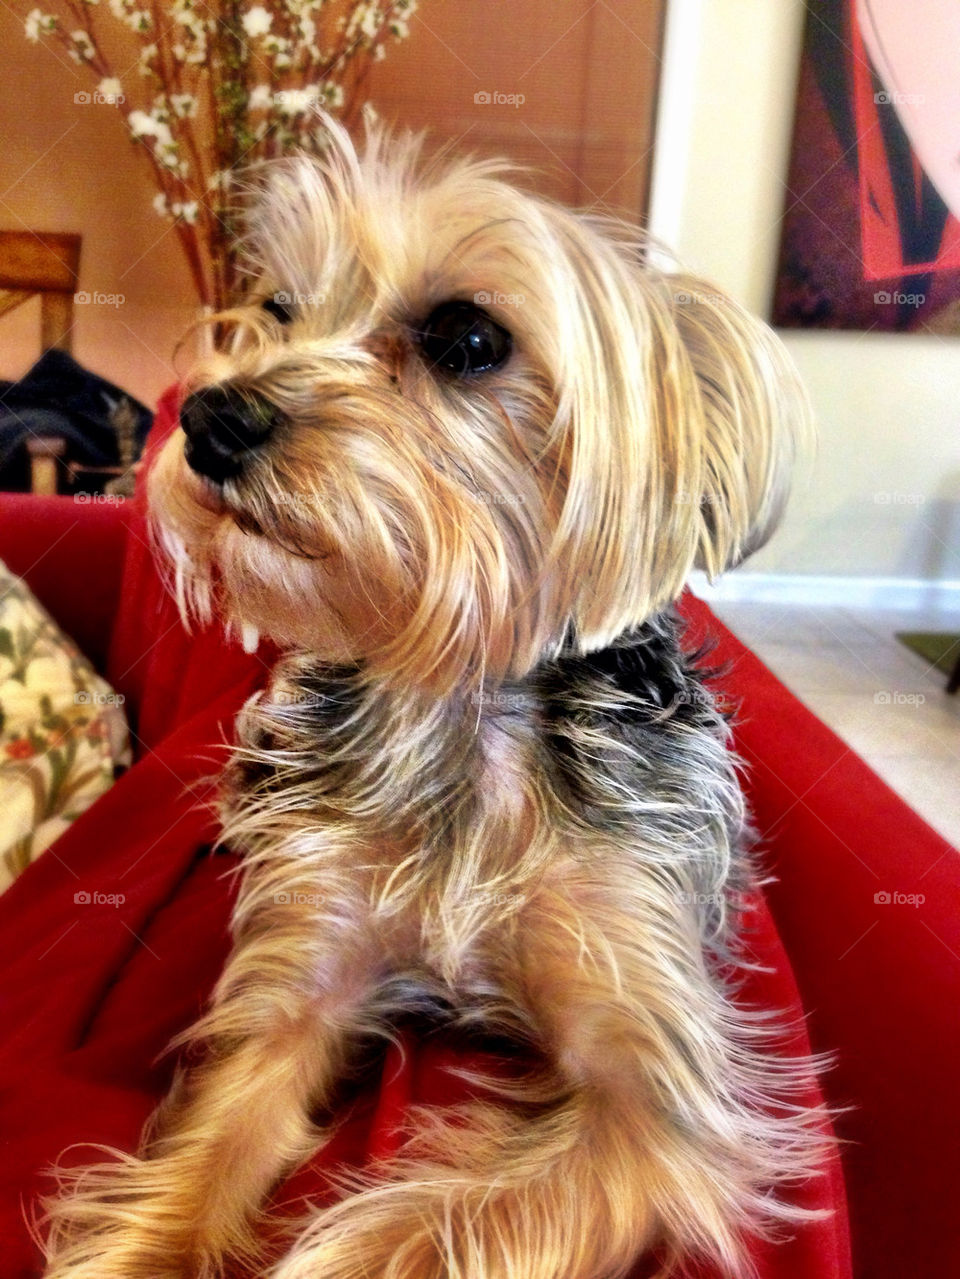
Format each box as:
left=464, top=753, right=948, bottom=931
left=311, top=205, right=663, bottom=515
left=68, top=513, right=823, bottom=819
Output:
left=528, top=611, right=730, bottom=833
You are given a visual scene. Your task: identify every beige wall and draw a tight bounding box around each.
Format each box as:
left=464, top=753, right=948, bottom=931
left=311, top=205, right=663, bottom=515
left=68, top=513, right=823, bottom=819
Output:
left=650, top=0, right=960, bottom=587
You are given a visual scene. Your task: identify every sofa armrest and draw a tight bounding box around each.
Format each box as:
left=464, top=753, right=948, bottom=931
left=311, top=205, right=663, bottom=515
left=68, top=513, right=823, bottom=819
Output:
left=679, top=590, right=960, bottom=1279
left=0, top=494, right=128, bottom=676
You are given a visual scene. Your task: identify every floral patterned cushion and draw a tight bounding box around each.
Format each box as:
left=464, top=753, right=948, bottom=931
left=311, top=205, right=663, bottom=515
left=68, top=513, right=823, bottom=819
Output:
left=0, top=560, right=131, bottom=891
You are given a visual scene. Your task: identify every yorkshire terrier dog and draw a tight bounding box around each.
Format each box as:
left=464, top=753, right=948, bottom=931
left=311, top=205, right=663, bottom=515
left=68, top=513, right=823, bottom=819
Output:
left=44, top=118, right=822, bottom=1279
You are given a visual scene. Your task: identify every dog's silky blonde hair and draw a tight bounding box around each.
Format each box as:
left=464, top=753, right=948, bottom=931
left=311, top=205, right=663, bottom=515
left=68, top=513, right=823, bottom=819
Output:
left=150, top=116, right=810, bottom=694
left=43, top=119, right=828, bottom=1279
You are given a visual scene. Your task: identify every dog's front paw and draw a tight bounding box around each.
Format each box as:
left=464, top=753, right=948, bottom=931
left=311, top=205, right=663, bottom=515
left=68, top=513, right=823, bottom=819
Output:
left=42, top=1243, right=192, bottom=1279
left=269, top=1217, right=443, bottom=1279
left=42, top=1154, right=226, bottom=1279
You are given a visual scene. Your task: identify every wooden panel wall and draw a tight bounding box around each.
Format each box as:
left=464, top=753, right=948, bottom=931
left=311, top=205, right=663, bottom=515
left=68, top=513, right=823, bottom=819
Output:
left=366, top=0, right=666, bottom=217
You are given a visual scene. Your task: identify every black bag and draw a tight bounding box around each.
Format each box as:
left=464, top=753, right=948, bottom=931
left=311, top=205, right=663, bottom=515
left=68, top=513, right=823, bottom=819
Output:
left=0, top=349, right=152, bottom=493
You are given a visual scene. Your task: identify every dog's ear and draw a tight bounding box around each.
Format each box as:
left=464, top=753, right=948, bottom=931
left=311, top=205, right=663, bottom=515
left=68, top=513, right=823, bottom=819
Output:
left=545, top=215, right=811, bottom=648
left=665, top=275, right=812, bottom=579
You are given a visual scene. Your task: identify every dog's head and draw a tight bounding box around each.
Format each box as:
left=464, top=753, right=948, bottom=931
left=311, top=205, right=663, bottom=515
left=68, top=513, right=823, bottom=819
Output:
left=149, top=117, right=810, bottom=693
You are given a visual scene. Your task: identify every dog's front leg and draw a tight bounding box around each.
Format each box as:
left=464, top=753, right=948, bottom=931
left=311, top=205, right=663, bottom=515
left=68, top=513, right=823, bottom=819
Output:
left=42, top=867, right=382, bottom=1279
left=265, top=863, right=814, bottom=1279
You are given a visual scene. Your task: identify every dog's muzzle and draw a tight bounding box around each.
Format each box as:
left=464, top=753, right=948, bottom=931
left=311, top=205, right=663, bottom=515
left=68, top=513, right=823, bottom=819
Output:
left=180, top=385, right=277, bottom=483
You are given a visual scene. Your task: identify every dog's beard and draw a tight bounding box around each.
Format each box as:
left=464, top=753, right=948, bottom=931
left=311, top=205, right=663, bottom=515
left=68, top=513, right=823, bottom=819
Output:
left=148, top=372, right=564, bottom=688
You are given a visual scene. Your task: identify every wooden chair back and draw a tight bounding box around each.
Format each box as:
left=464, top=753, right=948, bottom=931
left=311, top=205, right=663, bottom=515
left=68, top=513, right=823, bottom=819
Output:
left=0, top=231, right=82, bottom=492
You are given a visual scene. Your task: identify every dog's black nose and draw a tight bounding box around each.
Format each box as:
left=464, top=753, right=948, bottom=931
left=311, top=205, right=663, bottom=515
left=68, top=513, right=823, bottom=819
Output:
left=180, top=386, right=276, bottom=483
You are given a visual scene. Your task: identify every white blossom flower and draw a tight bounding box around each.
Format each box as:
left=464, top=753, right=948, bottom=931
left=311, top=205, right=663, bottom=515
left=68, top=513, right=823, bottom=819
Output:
left=126, top=109, right=153, bottom=135
left=22, top=0, right=416, bottom=315
left=68, top=29, right=95, bottom=61
left=172, top=39, right=206, bottom=63
left=241, top=6, right=272, bottom=37
left=171, top=200, right=198, bottom=223
left=24, top=8, right=54, bottom=40
left=127, top=109, right=173, bottom=149
left=275, top=85, right=319, bottom=117
left=249, top=83, right=272, bottom=112
left=107, top=0, right=150, bottom=30
left=170, top=93, right=196, bottom=118
left=264, top=34, right=293, bottom=69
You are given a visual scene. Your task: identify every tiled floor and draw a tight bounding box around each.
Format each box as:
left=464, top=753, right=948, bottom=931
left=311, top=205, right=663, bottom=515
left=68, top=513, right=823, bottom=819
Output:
left=696, top=598, right=960, bottom=850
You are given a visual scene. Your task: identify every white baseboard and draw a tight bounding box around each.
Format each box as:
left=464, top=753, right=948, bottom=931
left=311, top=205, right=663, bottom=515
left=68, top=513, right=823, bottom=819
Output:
left=687, top=571, right=960, bottom=614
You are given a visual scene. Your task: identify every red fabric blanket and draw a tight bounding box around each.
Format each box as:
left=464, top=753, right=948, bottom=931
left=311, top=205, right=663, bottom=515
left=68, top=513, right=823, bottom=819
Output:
left=0, top=389, right=956, bottom=1278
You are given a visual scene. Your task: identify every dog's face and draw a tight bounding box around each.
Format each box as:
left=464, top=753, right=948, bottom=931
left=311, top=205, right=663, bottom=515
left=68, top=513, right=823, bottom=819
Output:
left=149, top=120, right=809, bottom=693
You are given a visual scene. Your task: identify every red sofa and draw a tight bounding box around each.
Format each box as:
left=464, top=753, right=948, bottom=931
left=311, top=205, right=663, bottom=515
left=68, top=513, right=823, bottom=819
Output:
left=0, top=393, right=957, bottom=1278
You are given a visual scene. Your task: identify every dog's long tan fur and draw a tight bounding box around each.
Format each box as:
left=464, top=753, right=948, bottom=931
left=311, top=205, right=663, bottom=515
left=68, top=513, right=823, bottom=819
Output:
left=42, top=118, right=824, bottom=1279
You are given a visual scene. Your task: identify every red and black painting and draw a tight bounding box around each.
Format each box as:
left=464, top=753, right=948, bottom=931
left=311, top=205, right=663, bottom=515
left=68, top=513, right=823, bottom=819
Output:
left=772, top=0, right=960, bottom=334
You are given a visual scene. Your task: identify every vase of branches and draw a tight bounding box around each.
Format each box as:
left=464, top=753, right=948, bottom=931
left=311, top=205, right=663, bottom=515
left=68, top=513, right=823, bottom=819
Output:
left=23, top=0, right=419, bottom=309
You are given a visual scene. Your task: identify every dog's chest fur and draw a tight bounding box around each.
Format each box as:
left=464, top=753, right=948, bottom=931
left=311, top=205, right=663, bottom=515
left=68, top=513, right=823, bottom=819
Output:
left=224, top=611, right=746, bottom=982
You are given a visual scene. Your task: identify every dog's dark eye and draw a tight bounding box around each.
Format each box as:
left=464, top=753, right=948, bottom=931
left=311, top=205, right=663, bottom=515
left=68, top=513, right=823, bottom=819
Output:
left=262, top=295, right=294, bottom=325
left=417, top=301, right=512, bottom=376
